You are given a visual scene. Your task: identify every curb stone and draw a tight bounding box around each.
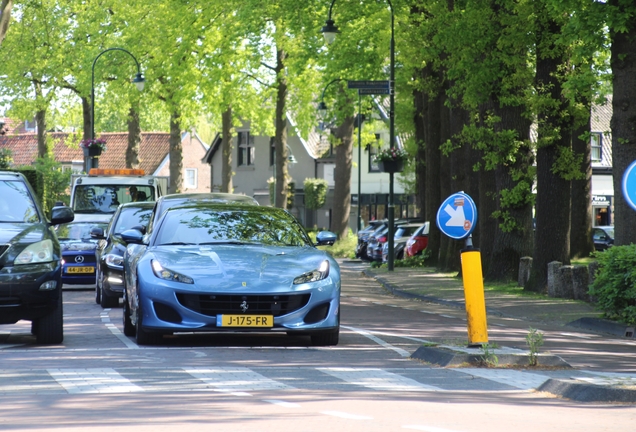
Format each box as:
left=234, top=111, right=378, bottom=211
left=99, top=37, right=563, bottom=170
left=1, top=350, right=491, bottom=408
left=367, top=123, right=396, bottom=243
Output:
left=538, top=379, right=636, bottom=403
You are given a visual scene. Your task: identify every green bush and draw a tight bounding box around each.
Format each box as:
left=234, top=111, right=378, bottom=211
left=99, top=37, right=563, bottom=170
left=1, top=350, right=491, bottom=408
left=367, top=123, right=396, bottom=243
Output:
left=304, top=178, right=328, bottom=210
left=590, top=245, right=636, bottom=325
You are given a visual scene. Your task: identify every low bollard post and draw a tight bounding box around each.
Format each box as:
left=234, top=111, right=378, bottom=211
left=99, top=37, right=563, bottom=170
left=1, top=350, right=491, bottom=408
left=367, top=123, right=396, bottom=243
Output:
left=461, top=236, right=488, bottom=346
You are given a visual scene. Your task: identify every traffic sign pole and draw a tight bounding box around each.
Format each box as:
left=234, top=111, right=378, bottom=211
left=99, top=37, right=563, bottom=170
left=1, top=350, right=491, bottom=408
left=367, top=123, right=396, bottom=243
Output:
left=437, top=192, right=488, bottom=346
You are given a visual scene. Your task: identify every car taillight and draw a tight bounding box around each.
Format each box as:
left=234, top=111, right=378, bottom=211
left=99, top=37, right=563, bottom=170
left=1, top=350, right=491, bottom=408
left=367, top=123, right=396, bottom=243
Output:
left=378, top=235, right=387, bottom=242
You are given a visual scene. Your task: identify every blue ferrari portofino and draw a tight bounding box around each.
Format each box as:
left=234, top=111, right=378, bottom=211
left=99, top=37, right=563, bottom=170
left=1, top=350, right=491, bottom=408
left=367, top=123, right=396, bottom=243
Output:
left=121, top=203, right=340, bottom=346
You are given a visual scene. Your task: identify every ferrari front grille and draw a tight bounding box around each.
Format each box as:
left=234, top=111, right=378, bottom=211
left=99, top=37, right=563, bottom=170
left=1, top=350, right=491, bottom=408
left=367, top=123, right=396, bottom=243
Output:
left=176, top=293, right=311, bottom=317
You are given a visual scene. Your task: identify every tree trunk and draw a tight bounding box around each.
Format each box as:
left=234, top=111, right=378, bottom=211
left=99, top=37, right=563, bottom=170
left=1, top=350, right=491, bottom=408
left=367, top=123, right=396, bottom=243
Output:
left=425, top=72, right=442, bottom=267
left=274, top=47, right=289, bottom=209
left=570, top=110, right=594, bottom=257
left=168, top=111, right=183, bottom=194
left=126, top=104, right=141, bottom=169
left=527, top=9, right=572, bottom=292
left=0, top=0, right=12, bottom=47
left=221, top=106, right=233, bottom=193
left=610, top=0, right=636, bottom=246
left=413, top=68, right=427, bottom=218
left=486, top=104, right=534, bottom=282
left=331, top=116, right=354, bottom=240
left=82, top=97, right=91, bottom=141
left=35, top=108, right=47, bottom=159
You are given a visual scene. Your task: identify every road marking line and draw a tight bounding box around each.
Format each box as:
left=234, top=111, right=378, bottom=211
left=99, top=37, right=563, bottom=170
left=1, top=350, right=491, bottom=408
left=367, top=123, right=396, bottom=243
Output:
left=262, top=399, right=301, bottom=408
left=454, top=368, right=549, bottom=390
left=47, top=368, right=143, bottom=394
left=101, top=308, right=139, bottom=349
left=184, top=367, right=292, bottom=392
left=403, top=425, right=466, bottom=432
left=342, top=325, right=411, bottom=357
left=321, top=411, right=373, bottom=420
left=318, top=367, right=443, bottom=392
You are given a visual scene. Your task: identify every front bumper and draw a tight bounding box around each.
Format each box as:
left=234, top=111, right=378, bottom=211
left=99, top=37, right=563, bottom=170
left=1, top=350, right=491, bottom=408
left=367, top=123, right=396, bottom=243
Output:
left=137, top=277, right=341, bottom=334
left=0, top=261, right=62, bottom=324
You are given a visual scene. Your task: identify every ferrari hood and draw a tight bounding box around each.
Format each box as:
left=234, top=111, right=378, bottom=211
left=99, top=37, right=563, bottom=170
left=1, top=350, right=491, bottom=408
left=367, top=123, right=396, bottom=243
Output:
left=148, top=244, right=330, bottom=289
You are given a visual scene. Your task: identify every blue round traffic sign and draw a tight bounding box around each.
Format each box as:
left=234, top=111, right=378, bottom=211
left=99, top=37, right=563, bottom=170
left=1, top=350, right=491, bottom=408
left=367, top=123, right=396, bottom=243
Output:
left=622, top=160, right=636, bottom=211
left=436, top=192, right=478, bottom=240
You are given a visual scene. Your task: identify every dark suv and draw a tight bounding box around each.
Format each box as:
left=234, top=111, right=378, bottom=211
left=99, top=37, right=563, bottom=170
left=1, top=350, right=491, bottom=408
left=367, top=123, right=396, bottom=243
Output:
left=0, top=171, right=74, bottom=344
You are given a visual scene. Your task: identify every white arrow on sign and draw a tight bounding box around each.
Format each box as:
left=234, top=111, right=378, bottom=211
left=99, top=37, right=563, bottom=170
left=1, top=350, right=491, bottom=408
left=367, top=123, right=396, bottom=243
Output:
left=444, top=204, right=466, bottom=227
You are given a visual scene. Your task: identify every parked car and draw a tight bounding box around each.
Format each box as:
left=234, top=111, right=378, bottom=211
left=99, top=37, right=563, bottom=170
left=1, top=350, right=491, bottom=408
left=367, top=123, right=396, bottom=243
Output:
left=405, top=222, right=430, bottom=257
left=355, top=220, right=386, bottom=260
left=92, top=202, right=155, bottom=308
left=56, top=221, right=109, bottom=286
left=382, top=223, right=425, bottom=263
left=592, top=226, right=614, bottom=251
left=121, top=203, right=340, bottom=346
left=0, top=171, right=74, bottom=344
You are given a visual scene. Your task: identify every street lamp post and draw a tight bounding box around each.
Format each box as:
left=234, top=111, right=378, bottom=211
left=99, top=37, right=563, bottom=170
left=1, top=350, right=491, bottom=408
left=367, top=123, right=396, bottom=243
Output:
left=89, top=47, right=145, bottom=172
left=321, top=0, right=397, bottom=270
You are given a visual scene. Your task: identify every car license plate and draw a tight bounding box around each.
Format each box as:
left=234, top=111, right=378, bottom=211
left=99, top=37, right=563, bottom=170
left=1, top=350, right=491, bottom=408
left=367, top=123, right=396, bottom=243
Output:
left=217, top=315, right=273, bottom=327
left=67, top=266, right=94, bottom=274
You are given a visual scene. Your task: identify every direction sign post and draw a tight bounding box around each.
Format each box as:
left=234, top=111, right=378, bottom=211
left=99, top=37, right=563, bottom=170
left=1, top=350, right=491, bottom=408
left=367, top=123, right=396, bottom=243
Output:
left=436, top=192, right=488, bottom=346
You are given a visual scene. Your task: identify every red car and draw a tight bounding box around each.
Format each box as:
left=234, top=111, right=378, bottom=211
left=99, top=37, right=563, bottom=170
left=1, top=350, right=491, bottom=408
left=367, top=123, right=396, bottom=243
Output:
left=405, top=222, right=430, bottom=257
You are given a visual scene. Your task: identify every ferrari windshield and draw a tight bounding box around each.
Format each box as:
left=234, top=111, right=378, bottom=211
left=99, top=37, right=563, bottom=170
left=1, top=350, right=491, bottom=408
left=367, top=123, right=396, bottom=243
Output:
left=154, top=206, right=312, bottom=247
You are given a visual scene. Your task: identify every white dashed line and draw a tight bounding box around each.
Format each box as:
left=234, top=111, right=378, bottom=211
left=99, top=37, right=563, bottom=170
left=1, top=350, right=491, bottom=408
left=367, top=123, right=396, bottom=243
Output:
left=321, top=411, right=373, bottom=420
left=262, top=399, right=301, bottom=408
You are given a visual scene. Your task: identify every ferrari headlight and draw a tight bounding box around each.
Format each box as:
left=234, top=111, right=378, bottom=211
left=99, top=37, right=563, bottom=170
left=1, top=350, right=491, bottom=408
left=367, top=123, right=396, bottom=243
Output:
left=105, top=253, right=124, bottom=269
left=293, top=260, right=330, bottom=284
left=151, top=259, right=194, bottom=284
left=15, top=240, right=54, bottom=265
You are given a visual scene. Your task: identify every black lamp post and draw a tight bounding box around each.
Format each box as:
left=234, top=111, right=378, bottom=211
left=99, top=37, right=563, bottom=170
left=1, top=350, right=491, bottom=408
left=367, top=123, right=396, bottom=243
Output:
left=89, top=47, right=145, bottom=172
left=322, top=0, right=397, bottom=270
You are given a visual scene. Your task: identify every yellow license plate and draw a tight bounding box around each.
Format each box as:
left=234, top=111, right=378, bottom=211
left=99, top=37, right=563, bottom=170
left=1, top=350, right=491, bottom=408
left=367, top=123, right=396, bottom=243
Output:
left=218, top=315, right=273, bottom=327
left=67, top=266, right=94, bottom=274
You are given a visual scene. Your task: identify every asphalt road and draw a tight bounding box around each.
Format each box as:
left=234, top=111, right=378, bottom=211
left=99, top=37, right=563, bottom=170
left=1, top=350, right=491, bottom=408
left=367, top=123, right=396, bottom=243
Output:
left=0, top=261, right=634, bottom=431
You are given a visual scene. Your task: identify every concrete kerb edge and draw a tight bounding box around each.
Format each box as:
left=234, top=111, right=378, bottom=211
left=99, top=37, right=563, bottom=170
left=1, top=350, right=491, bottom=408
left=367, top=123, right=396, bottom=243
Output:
left=537, top=379, right=636, bottom=404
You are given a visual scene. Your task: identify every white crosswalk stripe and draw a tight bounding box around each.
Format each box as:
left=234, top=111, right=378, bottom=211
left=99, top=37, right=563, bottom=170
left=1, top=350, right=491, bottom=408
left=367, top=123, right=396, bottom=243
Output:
left=454, top=368, right=550, bottom=390
left=47, top=368, right=144, bottom=394
left=184, top=367, right=292, bottom=394
left=318, top=367, right=443, bottom=391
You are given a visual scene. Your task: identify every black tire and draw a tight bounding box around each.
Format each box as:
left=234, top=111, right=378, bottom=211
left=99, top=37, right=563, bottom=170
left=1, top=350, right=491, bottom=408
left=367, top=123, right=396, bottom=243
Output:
left=34, top=292, right=63, bottom=345
left=100, top=282, right=119, bottom=308
left=135, top=302, right=162, bottom=345
left=122, top=294, right=136, bottom=337
left=310, top=327, right=339, bottom=346
left=95, top=272, right=102, bottom=304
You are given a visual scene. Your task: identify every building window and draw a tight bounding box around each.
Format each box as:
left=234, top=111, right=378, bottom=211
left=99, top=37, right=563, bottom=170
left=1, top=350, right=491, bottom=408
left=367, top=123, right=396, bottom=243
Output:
left=591, top=132, right=602, bottom=162
left=184, top=168, right=197, bottom=189
left=237, top=131, right=255, bottom=166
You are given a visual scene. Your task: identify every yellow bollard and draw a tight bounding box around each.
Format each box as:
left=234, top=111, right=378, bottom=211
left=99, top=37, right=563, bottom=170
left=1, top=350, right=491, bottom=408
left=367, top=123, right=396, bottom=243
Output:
left=460, top=248, right=488, bottom=346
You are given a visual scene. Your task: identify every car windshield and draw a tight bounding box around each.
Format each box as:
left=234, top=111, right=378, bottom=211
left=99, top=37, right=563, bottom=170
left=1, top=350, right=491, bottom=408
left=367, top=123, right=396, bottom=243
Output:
left=57, top=222, right=108, bottom=240
left=114, top=207, right=153, bottom=234
left=0, top=180, right=39, bottom=223
left=155, top=206, right=312, bottom=247
left=73, top=185, right=154, bottom=214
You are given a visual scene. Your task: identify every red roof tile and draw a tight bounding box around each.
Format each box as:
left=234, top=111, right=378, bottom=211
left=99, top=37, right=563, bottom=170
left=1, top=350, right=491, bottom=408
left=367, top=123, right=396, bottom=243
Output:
left=0, top=131, right=170, bottom=173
